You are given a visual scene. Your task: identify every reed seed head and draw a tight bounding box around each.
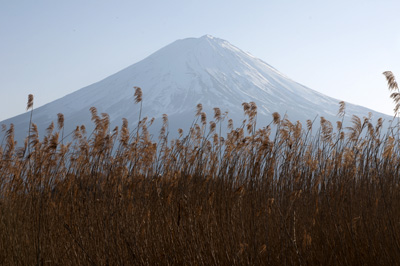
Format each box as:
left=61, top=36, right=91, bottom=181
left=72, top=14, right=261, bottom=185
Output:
left=383, top=71, right=398, bottom=91
left=272, top=112, right=280, bottom=125
left=26, top=94, right=34, bottom=111
left=213, top=107, right=221, bottom=121
left=134, top=86, right=143, bottom=103
left=338, top=101, right=346, bottom=118
left=196, top=103, right=203, bottom=116
left=201, top=112, right=207, bottom=125
left=57, top=113, right=64, bottom=130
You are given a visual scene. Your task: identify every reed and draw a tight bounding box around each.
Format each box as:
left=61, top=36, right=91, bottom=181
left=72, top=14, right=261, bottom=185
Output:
left=0, top=76, right=400, bottom=265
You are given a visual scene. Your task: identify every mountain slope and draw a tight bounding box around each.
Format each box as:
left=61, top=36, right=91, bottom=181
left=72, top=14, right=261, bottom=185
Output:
left=0, top=35, right=392, bottom=144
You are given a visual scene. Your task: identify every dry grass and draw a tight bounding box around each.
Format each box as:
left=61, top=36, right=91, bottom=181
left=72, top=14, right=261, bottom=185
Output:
left=1, top=76, right=400, bottom=265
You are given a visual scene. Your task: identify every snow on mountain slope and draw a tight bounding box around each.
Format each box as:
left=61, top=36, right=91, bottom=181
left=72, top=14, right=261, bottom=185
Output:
left=0, top=35, right=392, bottom=145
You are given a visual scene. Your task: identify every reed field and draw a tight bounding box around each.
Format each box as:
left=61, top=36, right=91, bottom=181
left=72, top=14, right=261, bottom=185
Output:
left=0, top=72, right=400, bottom=265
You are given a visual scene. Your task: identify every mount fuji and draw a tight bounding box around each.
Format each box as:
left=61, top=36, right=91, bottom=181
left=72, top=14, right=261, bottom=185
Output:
left=0, top=35, right=391, bottom=144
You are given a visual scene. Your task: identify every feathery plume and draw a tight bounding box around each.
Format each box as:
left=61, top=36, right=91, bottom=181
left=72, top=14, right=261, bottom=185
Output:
left=383, top=71, right=398, bottom=91
left=162, top=114, right=168, bottom=127
left=90, top=107, right=98, bottom=120
left=46, top=122, right=55, bottom=135
left=242, top=102, right=250, bottom=114
left=250, top=102, right=257, bottom=112
left=178, top=128, right=183, bottom=138
left=134, top=86, right=143, bottom=103
left=209, top=121, right=216, bottom=132
left=122, top=118, right=128, bottom=129
left=227, top=119, right=233, bottom=130
left=213, top=107, right=221, bottom=122
left=338, top=101, right=346, bottom=118
left=213, top=133, right=219, bottom=146
left=201, top=112, right=207, bottom=125
left=196, top=103, right=203, bottom=116
left=306, top=120, right=313, bottom=131
left=48, top=132, right=59, bottom=151
left=73, top=126, right=81, bottom=140
left=272, top=112, right=280, bottom=125
left=57, top=113, right=64, bottom=130
left=149, top=117, right=155, bottom=126
left=80, top=125, right=86, bottom=135
left=26, top=94, right=34, bottom=111
left=336, top=121, right=342, bottom=131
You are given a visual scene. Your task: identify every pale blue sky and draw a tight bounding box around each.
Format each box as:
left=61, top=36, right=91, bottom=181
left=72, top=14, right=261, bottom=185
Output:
left=1, top=0, right=400, bottom=121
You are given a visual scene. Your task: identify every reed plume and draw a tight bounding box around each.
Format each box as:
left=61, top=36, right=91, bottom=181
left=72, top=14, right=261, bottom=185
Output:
left=26, top=94, right=34, bottom=111
left=384, top=71, right=400, bottom=115
left=57, top=113, right=64, bottom=130
left=134, top=86, right=143, bottom=103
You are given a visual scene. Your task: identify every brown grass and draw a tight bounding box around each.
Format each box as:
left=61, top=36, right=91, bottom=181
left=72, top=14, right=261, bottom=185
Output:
left=0, top=75, right=400, bottom=265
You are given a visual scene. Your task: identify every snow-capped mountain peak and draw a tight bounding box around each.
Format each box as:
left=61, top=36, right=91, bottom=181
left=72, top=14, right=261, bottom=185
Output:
left=0, top=35, right=391, bottom=144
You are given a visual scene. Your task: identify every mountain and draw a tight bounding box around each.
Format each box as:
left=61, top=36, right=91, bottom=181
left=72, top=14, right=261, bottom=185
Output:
left=0, top=35, right=392, bottom=145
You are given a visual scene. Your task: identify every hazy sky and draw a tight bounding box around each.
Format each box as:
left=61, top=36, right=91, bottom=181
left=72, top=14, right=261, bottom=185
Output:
left=1, top=0, right=400, bottom=121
